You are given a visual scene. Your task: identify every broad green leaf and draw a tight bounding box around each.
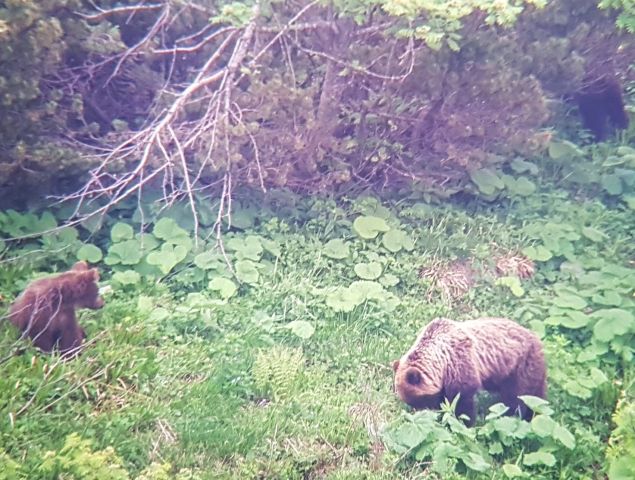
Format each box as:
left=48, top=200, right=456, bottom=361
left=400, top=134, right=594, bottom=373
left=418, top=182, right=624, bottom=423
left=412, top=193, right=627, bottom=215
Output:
left=153, top=217, right=190, bottom=242
left=507, top=176, right=536, bottom=196
left=111, top=222, right=134, bottom=242
left=36, top=211, right=58, bottom=232
left=194, top=251, right=225, bottom=270
left=495, top=276, right=525, bottom=297
left=461, top=452, right=490, bottom=472
left=616, top=146, right=635, bottom=156
left=601, top=174, right=623, bottom=195
left=382, top=229, right=414, bottom=252
left=486, top=402, right=510, bottom=420
left=553, top=293, right=587, bottom=310
left=349, top=280, right=387, bottom=300
left=563, top=380, right=592, bottom=399
left=111, top=270, right=141, bottom=286
left=589, top=367, right=608, bottom=385
left=353, top=216, right=390, bottom=239
left=592, top=309, right=634, bottom=342
left=135, top=233, right=160, bottom=252
left=325, top=287, right=363, bottom=312
left=557, top=311, right=591, bottom=329
left=489, top=442, right=504, bottom=455
left=470, top=168, right=504, bottom=195
left=510, top=158, right=538, bottom=174
left=105, top=240, right=143, bottom=265
left=518, top=396, right=553, bottom=415
left=323, top=239, right=350, bottom=259
left=77, top=244, right=103, bottom=263
left=380, top=273, right=400, bottom=287
left=602, top=155, right=625, bottom=167
left=502, top=464, right=525, bottom=478
left=581, top=226, right=608, bottom=242
left=523, top=451, right=556, bottom=467
left=235, top=260, right=260, bottom=284
left=531, top=415, right=557, bottom=437
left=522, top=245, right=552, bottom=261
left=390, top=422, right=427, bottom=449
left=493, top=417, right=521, bottom=437
left=552, top=424, right=575, bottom=449
left=226, top=236, right=263, bottom=261
left=261, top=238, right=281, bottom=257
left=592, top=290, right=622, bottom=307
left=548, top=139, right=583, bottom=160
left=208, top=277, right=237, bottom=299
left=146, top=244, right=188, bottom=274
left=286, top=320, right=315, bottom=339
left=354, top=262, right=382, bottom=280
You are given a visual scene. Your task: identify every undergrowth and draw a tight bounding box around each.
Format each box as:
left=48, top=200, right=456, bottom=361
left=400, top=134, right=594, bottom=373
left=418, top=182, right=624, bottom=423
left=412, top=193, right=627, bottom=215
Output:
left=0, top=141, right=634, bottom=479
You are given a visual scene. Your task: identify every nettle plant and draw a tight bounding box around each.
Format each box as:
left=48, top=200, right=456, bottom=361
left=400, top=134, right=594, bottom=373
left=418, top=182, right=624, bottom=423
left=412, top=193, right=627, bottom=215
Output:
left=382, top=396, right=575, bottom=478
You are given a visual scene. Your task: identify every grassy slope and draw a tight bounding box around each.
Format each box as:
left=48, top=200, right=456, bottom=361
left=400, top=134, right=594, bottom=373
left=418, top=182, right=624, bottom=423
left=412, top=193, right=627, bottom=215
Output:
left=0, top=192, right=633, bottom=479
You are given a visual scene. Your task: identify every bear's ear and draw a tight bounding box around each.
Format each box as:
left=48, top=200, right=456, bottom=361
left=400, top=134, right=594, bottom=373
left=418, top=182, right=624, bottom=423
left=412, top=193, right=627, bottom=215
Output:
left=406, top=368, right=422, bottom=386
left=392, top=359, right=400, bottom=372
left=79, top=268, right=100, bottom=282
left=71, top=261, right=89, bottom=271
left=88, top=268, right=100, bottom=282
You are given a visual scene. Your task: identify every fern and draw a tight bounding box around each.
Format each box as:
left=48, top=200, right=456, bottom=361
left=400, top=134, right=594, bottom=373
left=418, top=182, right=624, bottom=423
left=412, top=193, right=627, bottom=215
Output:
left=253, top=346, right=304, bottom=401
left=599, top=0, right=635, bottom=33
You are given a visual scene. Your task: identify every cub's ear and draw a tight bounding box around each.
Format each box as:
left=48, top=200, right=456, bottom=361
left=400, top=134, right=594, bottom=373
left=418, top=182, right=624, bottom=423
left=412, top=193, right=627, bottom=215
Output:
left=406, top=368, right=422, bottom=386
left=392, top=359, right=400, bottom=372
left=71, top=261, right=89, bottom=271
left=80, top=268, right=100, bottom=282
left=89, top=268, right=100, bottom=282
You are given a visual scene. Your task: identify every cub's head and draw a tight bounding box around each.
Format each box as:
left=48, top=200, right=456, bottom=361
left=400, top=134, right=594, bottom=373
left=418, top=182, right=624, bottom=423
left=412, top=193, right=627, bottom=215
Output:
left=392, top=358, right=444, bottom=410
left=70, top=266, right=105, bottom=310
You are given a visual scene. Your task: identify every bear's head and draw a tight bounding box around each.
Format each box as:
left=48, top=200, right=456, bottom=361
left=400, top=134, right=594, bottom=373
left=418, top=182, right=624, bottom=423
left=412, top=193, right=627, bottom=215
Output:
left=66, top=265, right=104, bottom=310
left=392, top=358, right=444, bottom=410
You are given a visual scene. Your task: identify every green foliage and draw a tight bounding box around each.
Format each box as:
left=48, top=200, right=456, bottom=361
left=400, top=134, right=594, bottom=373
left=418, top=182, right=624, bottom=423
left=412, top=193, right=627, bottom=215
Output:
left=38, top=433, right=129, bottom=480
left=252, top=346, right=304, bottom=401
left=383, top=397, right=575, bottom=477
left=606, top=382, right=635, bottom=479
left=599, top=0, right=635, bottom=32
left=0, top=147, right=634, bottom=478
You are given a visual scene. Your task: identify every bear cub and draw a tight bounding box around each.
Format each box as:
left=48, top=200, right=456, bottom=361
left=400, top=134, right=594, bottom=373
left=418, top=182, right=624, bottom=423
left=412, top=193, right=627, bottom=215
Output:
left=393, top=317, right=546, bottom=426
left=9, top=261, right=104, bottom=358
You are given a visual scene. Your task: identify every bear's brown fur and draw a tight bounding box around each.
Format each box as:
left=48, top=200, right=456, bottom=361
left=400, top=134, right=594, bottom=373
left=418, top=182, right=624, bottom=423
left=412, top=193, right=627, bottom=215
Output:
left=576, top=75, right=630, bottom=142
left=393, top=317, right=546, bottom=426
left=9, top=261, right=104, bottom=357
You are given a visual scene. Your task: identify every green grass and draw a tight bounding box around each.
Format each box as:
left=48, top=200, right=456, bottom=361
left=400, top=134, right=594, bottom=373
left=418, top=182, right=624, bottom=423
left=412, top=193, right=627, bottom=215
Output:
left=0, top=191, right=634, bottom=479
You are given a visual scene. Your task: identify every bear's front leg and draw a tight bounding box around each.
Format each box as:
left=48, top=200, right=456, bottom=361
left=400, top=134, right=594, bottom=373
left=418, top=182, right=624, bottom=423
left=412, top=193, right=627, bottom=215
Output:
left=455, top=394, right=477, bottom=426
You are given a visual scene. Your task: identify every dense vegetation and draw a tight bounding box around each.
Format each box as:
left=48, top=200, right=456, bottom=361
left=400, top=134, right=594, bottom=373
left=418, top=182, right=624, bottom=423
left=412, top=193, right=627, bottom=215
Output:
left=0, top=0, right=633, bottom=206
left=1, top=0, right=635, bottom=478
left=1, top=136, right=635, bottom=478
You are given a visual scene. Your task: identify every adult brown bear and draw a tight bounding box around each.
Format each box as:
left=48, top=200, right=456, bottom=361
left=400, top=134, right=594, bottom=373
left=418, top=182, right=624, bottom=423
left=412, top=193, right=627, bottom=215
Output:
left=8, top=261, right=104, bottom=358
left=576, top=75, right=630, bottom=141
left=393, top=317, right=546, bottom=426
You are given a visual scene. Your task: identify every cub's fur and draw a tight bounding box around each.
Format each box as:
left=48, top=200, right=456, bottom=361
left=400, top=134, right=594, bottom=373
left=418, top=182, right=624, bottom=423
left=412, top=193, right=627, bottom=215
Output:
left=393, top=317, right=546, bottom=425
left=9, top=261, right=104, bottom=357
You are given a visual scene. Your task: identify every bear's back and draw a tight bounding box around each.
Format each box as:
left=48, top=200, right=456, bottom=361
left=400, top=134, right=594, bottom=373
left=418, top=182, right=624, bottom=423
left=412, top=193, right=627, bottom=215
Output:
left=462, top=318, right=542, bottom=385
